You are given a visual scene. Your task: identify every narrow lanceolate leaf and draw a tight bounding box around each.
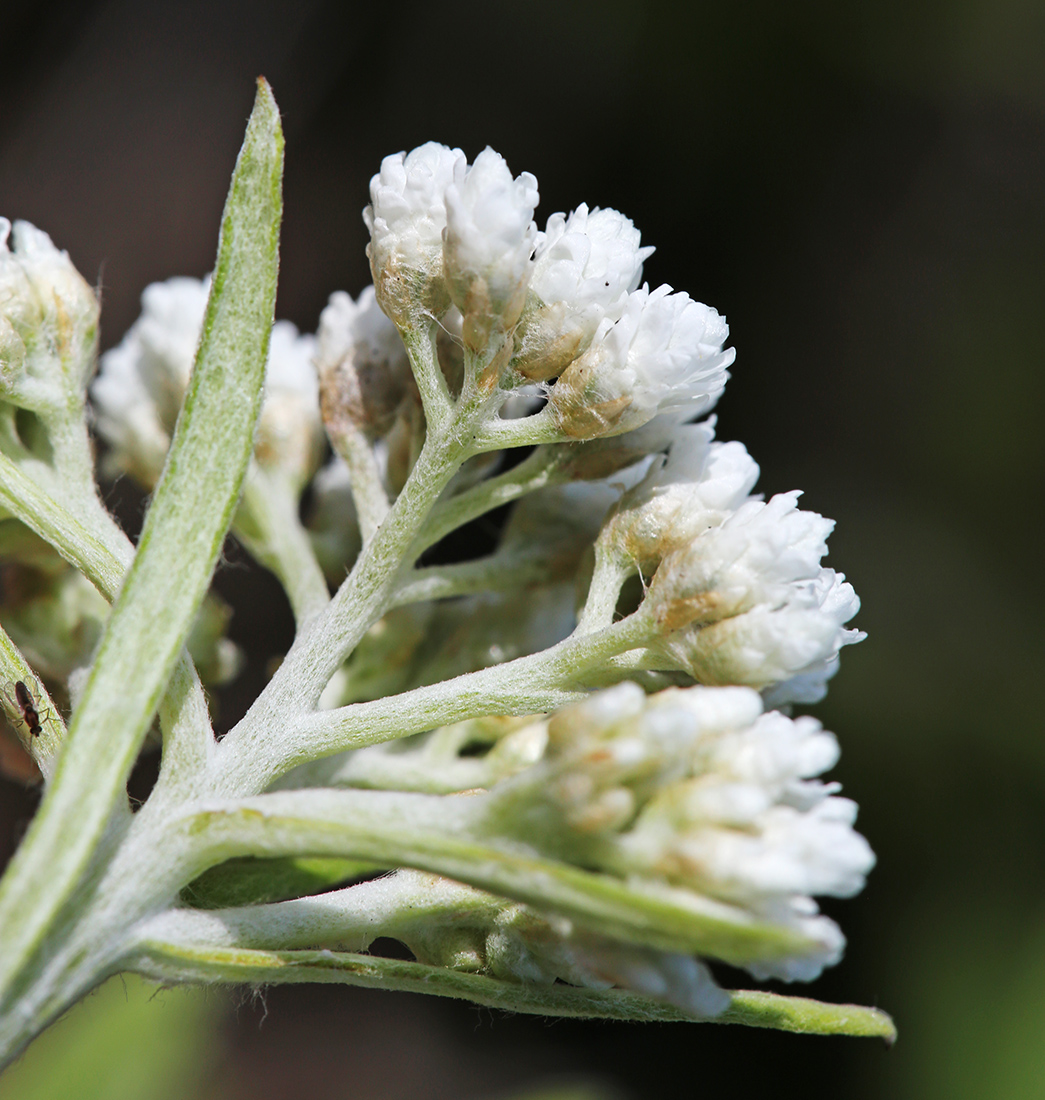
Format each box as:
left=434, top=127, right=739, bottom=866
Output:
left=132, top=943, right=896, bottom=1040
left=722, top=990, right=897, bottom=1042
left=0, top=80, right=284, bottom=1003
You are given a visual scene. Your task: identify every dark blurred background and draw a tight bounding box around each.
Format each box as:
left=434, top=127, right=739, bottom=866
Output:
left=1, top=0, right=1044, bottom=1097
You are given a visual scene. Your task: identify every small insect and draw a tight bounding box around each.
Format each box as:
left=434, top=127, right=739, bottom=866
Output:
left=4, top=680, right=46, bottom=738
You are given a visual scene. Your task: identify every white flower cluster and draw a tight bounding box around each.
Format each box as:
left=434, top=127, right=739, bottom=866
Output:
left=362, top=142, right=731, bottom=438
left=363, top=142, right=463, bottom=323
left=596, top=422, right=861, bottom=704
left=443, top=148, right=539, bottom=340
left=514, top=204, right=653, bottom=380
left=549, top=285, right=732, bottom=438
left=499, top=682, right=874, bottom=983
left=92, top=276, right=323, bottom=490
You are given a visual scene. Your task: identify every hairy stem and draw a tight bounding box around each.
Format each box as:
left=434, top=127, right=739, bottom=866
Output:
left=236, top=468, right=330, bottom=623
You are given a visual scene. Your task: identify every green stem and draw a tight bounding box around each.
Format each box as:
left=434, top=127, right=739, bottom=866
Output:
left=414, top=445, right=563, bottom=556
left=575, top=543, right=630, bottom=633
left=0, top=625, right=66, bottom=780
left=471, top=405, right=568, bottom=451
left=236, top=468, right=329, bottom=623
left=0, top=451, right=216, bottom=790
left=327, top=422, right=389, bottom=544
left=281, top=613, right=649, bottom=771
left=0, top=451, right=128, bottom=599
left=400, top=323, right=453, bottom=432
left=135, top=871, right=499, bottom=952
left=211, top=414, right=475, bottom=793
left=391, top=550, right=559, bottom=606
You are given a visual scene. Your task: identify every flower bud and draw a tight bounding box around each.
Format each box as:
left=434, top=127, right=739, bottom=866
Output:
left=549, top=284, right=733, bottom=439
left=316, top=287, right=413, bottom=442
left=489, top=683, right=873, bottom=982
left=0, top=218, right=99, bottom=407
left=661, top=570, right=863, bottom=703
left=93, top=276, right=322, bottom=491
left=513, top=205, right=653, bottom=381
left=363, top=143, right=464, bottom=326
left=91, top=276, right=208, bottom=486
left=443, top=148, right=538, bottom=349
left=643, top=492, right=863, bottom=698
left=601, top=422, right=760, bottom=569
left=484, top=905, right=729, bottom=1016
left=255, top=321, right=324, bottom=490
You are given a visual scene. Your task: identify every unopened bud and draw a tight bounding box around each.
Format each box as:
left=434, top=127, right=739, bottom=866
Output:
left=316, top=287, right=413, bottom=442
left=513, top=205, right=652, bottom=382
left=363, top=143, right=463, bottom=326
left=443, top=148, right=538, bottom=350
left=549, top=285, right=732, bottom=440
left=0, top=218, right=99, bottom=407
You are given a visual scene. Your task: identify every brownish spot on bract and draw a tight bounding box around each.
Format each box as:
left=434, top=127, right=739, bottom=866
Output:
left=513, top=315, right=586, bottom=382
left=656, top=592, right=729, bottom=634
left=477, top=341, right=512, bottom=393
left=375, top=256, right=450, bottom=328
left=553, top=394, right=632, bottom=440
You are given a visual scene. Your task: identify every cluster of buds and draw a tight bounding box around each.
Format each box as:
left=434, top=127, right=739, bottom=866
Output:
left=403, top=876, right=729, bottom=1017
left=484, top=683, right=874, bottom=983
left=92, top=276, right=324, bottom=492
left=359, top=143, right=731, bottom=438
left=0, top=132, right=874, bottom=1024
left=593, top=422, right=862, bottom=704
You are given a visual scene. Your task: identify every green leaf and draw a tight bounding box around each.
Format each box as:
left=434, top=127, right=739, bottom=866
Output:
left=182, top=856, right=378, bottom=910
left=723, top=989, right=897, bottom=1041
left=0, top=79, right=284, bottom=1007
left=133, top=942, right=896, bottom=1039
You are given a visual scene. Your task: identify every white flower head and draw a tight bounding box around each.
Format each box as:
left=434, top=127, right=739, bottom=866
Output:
left=502, top=683, right=873, bottom=983
left=316, top=286, right=413, bottom=441
left=443, top=148, right=539, bottom=342
left=645, top=491, right=863, bottom=696
left=91, top=276, right=208, bottom=486
left=514, top=205, right=654, bottom=380
left=363, top=142, right=464, bottom=324
left=549, top=283, right=734, bottom=440
left=256, top=320, right=324, bottom=488
left=0, top=218, right=99, bottom=403
left=683, top=569, right=865, bottom=704
left=602, top=421, right=761, bottom=566
left=93, top=275, right=322, bottom=490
